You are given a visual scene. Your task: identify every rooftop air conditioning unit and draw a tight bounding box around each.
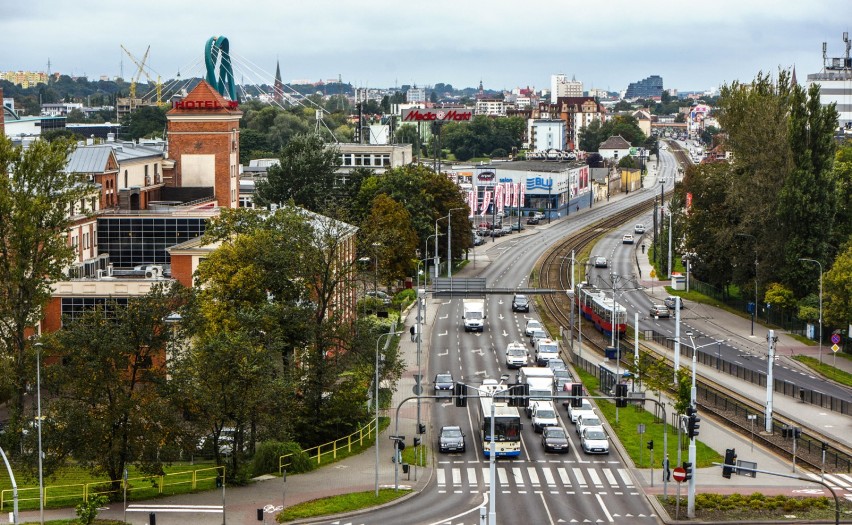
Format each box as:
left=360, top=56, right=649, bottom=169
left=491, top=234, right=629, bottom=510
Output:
left=145, top=265, right=163, bottom=279
left=107, top=264, right=114, bottom=277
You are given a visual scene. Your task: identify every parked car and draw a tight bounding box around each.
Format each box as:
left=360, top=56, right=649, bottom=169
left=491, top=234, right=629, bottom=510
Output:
left=622, top=234, right=635, bottom=244
left=512, top=294, right=530, bottom=312
left=500, top=224, right=512, bottom=235
left=365, top=291, right=392, bottom=305
left=634, top=224, right=646, bottom=234
left=526, top=216, right=540, bottom=225
left=524, top=319, right=543, bottom=336
left=490, top=228, right=504, bottom=238
left=649, top=304, right=670, bottom=319
left=594, top=256, right=608, bottom=268
left=511, top=222, right=523, bottom=231
left=434, top=372, right=454, bottom=394
left=664, top=296, right=684, bottom=310
left=581, top=428, right=610, bottom=454
left=439, top=426, right=466, bottom=453
left=541, top=426, right=570, bottom=453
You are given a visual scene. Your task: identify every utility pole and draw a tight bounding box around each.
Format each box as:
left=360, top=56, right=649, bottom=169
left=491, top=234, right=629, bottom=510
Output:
left=766, top=330, right=777, bottom=433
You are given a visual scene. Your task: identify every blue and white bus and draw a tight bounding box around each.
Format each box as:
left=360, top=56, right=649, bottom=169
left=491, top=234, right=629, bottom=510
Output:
left=478, top=394, right=522, bottom=458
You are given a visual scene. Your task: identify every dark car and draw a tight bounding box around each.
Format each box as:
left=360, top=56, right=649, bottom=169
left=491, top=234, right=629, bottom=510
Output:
left=512, top=294, right=530, bottom=312
left=439, top=426, right=466, bottom=453
left=434, top=373, right=454, bottom=394
left=541, top=426, right=570, bottom=453
left=526, top=216, right=540, bottom=225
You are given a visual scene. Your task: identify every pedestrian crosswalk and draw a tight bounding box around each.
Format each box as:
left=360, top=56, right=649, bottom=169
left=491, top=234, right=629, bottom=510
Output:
left=806, top=472, right=852, bottom=493
left=435, top=461, right=638, bottom=495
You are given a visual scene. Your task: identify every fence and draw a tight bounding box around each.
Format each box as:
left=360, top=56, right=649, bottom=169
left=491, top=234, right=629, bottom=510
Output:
left=279, top=417, right=378, bottom=474
left=1, top=465, right=224, bottom=511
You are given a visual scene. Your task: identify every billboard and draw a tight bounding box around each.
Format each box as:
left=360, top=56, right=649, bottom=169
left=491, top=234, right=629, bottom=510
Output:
left=401, top=108, right=473, bottom=122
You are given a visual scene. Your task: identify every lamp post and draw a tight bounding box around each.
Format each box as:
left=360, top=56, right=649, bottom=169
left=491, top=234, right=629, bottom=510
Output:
left=35, top=342, right=44, bottom=525
left=371, top=242, right=381, bottom=295
left=375, top=331, right=402, bottom=497
left=425, top=233, right=443, bottom=281
left=737, top=233, right=758, bottom=336
left=446, top=207, right=465, bottom=279
left=799, top=258, right=823, bottom=364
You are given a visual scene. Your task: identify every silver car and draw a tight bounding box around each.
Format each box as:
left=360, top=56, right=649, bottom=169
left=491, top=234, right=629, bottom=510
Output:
left=439, top=426, right=465, bottom=453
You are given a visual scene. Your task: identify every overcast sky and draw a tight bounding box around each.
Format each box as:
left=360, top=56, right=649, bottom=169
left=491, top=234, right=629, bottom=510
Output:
left=3, top=0, right=850, bottom=93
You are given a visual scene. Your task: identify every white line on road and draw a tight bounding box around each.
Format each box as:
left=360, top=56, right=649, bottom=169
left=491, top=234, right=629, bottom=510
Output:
left=595, top=492, right=615, bottom=522
left=426, top=493, right=487, bottom=525
left=539, top=491, right=556, bottom=525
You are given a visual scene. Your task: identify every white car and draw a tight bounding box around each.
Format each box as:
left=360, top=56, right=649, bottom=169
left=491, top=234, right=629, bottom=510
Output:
left=622, top=234, right=634, bottom=244
left=531, top=401, right=559, bottom=433
left=634, top=224, right=646, bottom=234
left=581, top=428, right=610, bottom=454
left=576, top=414, right=604, bottom=436
left=594, top=256, right=608, bottom=268
left=566, top=399, right=595, bottom=424
left=524, top=319, right=543, bottom=336
left=505, top=342, right=529, bottom=368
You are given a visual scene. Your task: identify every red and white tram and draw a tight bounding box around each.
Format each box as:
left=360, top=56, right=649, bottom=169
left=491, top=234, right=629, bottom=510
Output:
left=575, top=283, right=627, bottom=337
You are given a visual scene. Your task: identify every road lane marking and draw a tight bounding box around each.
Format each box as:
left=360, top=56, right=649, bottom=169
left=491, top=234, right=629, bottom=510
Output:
left=618, top=468, right=634, bottom=487
left=513, top=467, right=524, bottom=486
left=498, top=467, right=508, bottom=485
left=603, top=468, right=617, bottom=486
left=539, top=491, right=556, bottom=525
left=527, top=466, right=540, bottom=486
left=481, top=467, right=490, bottom=485
left=573, top=467, right=587, bottom=486
left=542, top=467, right=556, bottom=486
left=467, top=467, right=477, bottom=486
left=452, top=468, right=461, bottom=485
left=558, top=467, right=571, bottom=486
left=595, top=493, right=615, bottom=522
left=587, top=469, right=603, bottom=487
left=437, top=469, right=446, bottom=486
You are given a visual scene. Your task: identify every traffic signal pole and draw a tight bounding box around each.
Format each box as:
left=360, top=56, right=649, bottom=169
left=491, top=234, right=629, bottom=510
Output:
left=687, top=344, right=698, bottom=518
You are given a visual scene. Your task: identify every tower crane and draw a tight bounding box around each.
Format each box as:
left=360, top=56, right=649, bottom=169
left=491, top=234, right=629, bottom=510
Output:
left=121, top=45, right=165, bottom=106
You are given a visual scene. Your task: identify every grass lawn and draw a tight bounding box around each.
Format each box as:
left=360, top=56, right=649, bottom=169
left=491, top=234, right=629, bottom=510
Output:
left=276, top=488, right=411, bottom=521
left=574, top=368, right=722, bottom=468
left=401, top=444, right=428, bottom=467
left=792, top=355, right=852, bottom=387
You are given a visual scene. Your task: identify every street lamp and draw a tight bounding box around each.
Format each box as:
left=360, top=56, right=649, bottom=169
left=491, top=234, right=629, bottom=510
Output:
left=424, top=233, right=443, bottom=281
left=374, top=331, right=402, bottom=497
left=799, top=258, right=823, bottom=364
left=446, top=207, right=465, bottom=279
left=370, top=242, right=381, bottom=295
left=34, top=342, right=44, bottom=525
left=736, top=233, right=758, bottom=336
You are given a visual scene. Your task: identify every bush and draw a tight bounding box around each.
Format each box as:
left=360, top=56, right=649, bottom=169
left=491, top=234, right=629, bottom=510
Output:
left=491, top=148, right=507, bottom=158
left=76, top=495, right=108, bottom=525
left=276, top=441, right=315, bottom=474
left=251, top=440, right=290, bottom=477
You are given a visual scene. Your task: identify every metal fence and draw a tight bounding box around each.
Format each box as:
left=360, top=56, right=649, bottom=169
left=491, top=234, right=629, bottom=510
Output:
left=278, top=417, right=378, bottom=474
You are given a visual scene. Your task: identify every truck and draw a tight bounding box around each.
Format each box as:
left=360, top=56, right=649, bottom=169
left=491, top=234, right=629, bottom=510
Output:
left=518, top=367, right=554, bottom=417
left=462, top=298, right=486, bottom=332
left=534, top=338, right=560, bottom=366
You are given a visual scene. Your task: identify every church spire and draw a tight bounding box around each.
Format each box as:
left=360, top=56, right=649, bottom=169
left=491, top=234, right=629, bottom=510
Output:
left=273, top=59, right=283, bottom=103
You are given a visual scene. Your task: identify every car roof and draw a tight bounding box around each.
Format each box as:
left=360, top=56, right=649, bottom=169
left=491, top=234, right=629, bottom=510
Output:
left=441, top=425, right=462, bottom=431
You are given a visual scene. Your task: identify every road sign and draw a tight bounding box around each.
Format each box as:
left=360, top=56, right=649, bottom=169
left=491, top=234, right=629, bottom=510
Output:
left=831, top=333, right=841, bottom=345
left=672, top=466, right=686, bottom=482
left=831, top=344, right=840, bottom=353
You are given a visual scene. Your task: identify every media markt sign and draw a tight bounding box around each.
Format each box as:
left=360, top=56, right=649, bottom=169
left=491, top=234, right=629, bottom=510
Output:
left=401, top=108, right=473, bottom=122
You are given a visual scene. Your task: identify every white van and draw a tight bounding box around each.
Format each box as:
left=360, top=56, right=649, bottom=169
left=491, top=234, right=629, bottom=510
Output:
left=535, top=338, right=560, bottom=366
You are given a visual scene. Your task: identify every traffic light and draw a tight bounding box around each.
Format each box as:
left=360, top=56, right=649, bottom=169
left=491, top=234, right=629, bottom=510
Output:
left=454, top=383, right=467, bottom=407
left=413, top=437, right=421, bottom=447
left=571, top=384, right=583, bottom=408
left=615, top=383, right=628, bottom=407
left=682, top=461, right=693, bottom=481
left=686, top=406, right=701, bottom=438
left=418, top=423, right=426, bottom=435
left=722, top=448, right=737, bottom=478
left=647, top=440, right=654, bottom=451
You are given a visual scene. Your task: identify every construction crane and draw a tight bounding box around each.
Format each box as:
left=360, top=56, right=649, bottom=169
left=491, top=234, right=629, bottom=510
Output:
left=121, top=44, right=165, bottom=106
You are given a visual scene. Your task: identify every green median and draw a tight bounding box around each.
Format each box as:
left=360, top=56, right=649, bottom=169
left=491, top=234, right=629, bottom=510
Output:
left=276, top=488, right=412, bottom=522
left=792, top=355, right=852, bottom=387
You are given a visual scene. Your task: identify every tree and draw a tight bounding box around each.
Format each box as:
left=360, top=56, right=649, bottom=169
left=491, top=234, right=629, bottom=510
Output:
left=823, top=240, right=852, bottom=329
left=0, top=137, right=93, bottom=428
left=255, top=133, right=342, bottom=212
left=395, top=124, right=422, bottom=157
left=41, top=284, right=186, bottom=493
left=120, top=105, right=167, bottom=140
left=359, top=194, right=418, bottom=283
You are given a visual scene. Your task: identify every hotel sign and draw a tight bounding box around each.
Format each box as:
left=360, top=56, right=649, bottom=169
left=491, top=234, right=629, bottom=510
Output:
left=172, top=99, right=239, bottom=110
left=401, top=108, right=473, bottom=122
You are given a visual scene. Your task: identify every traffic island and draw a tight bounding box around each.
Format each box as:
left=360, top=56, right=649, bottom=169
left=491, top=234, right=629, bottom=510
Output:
left=657, top=492, right=852, bottom=522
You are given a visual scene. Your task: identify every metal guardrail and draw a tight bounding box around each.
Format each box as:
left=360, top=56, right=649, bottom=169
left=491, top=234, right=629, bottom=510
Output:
left=278, top=417, right=378, bottom=474
left=0, top=465, right=224, bottom=510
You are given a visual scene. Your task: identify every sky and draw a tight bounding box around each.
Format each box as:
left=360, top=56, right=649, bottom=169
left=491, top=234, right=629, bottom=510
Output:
left=2, top=0, right=850, bottom=94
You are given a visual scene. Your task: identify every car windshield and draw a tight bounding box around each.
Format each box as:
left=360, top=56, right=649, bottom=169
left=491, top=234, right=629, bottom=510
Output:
left=527, top=321, right=541, bottom=329
left=545, top=428, right=566, bottom=438
left=508, top=348, right=526, bottom=356
left=515, top=295, right=527, bottom=303
left=582, top=418, right=601, bottom=426
left=586, top=430, right=606, bottom=440
left=442, top=428, right=462, bottom=438
left=436, top=374, right=452, bottom=383
left=537, top=410, right=556, bottom=419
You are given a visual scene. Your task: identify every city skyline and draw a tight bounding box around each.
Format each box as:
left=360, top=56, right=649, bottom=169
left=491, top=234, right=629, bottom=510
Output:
left=2, top=0, right=850, bottom=94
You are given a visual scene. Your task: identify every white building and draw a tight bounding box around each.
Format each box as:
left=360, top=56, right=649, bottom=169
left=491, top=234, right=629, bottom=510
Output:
left=475, top=98, right=506, bottom=116
left=806, top=35, right=852, bottom=128
left=528, top=120, right=566, bottom=151
left=407, top=87, right=427, bottom=103
left=550, top=74, right=583, bottom=103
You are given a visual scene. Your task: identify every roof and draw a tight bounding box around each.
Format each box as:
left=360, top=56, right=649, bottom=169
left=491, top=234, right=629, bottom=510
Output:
left=65, top=145, right=116, bottom=174
left=167, top=80, right=242, bottom=116
left=599, top=135, right=631, bottom=150
left=474, top=159, right=585, bottom=173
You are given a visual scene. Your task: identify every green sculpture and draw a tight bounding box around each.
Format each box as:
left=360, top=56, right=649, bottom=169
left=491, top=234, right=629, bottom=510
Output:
left=204, top=36, right=236, bottom=101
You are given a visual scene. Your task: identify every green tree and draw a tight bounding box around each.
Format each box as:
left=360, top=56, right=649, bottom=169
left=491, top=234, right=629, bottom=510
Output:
left=255, top=133, right=341, bottom=212
left=578, top=119, right=605, bottom=152
left=764, top=282, right=797, bottom=312
left=42, top=284, right=186, bottom=493
left=823, top=240, right=852, bottom=328
left=120, top=105, right=167, bottom=140
left=0, top=138, right=93, bottom=427
left=395, top=124, right=422, bottom=157
left=360, top=194, right=418, bottom=283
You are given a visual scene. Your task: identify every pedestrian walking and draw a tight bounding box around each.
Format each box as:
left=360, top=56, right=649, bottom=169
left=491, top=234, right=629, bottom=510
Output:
left=410, top=325, right=416, bottom=342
